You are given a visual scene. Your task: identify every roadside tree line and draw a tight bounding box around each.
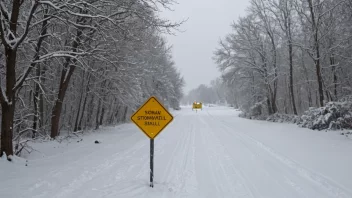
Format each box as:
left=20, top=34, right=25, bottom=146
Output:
left=214, top=0, right=352, bottom=116
left=0, top=0, right=184, bottom=159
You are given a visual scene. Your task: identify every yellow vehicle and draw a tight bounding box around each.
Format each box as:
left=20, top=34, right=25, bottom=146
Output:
left=192, top=102, right=202, bottom=111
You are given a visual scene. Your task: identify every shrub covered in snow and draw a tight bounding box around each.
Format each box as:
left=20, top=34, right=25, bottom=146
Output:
left=338, top=95, right=352, bottom=103
left=239, top=101, right=269, bottom=120
left=239, top=100, right=352, bottom=131
left=266, top=113, right=300, bottom=124
left=298, top=102, right=352, bottom=130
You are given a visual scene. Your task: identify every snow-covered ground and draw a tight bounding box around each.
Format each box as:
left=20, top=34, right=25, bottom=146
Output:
left=1, top=106, right=352, bottom=198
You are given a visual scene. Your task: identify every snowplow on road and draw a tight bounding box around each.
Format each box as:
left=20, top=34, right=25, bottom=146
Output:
left=192, top=102, right=202, bottom=111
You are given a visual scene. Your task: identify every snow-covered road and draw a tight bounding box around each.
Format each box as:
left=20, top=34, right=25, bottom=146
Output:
left=1, top=106, right=352, bottom=198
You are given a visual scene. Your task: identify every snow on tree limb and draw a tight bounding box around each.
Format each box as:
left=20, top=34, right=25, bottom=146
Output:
left=0, top=0, right=184, bottom=155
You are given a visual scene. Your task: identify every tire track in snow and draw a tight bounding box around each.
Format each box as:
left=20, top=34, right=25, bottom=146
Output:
left=197, top=113, right=254, bottom=198
left=210, top=111, right=352, bottom=198
left=158, top=114, right=198, bottom=198
left=214, top=118, right=306, bottom=197
left=235, top=127, right=352, bottom=198
left=205, top=110, right=299, bottom=197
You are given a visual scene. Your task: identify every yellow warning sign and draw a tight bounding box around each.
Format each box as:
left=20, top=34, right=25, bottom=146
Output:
left=131, top=96, right=173, bottom=139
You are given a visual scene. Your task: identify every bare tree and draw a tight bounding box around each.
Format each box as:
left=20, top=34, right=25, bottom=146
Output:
left=0, top=0, right=185, bottom=158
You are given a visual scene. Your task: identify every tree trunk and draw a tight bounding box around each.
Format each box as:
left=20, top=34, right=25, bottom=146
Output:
left=97, top=80, right=109, bottom=126
left=32, top=64, right=40, bottom=138
left=271, top=92, right=277, bottom=114
left=308, top=87, right=313, bottom=107
left=268, top=85, right=276, bottom=114
left=0, top=0, right=39, bottom=158
left=39, top=66, right=45, bottom=127
left=270, top=39, right=278, bottom=114
left=325, top=90, right=332, bottom=102
left=288, top=42, right=297, bottom=115
left=99, top=104, right=105, bottom=126
left=307, top=0, right=324, bottom=107
left=74, top=93, right=83, bottom=132
left=331, top=55, right=338, bottom=100
left=301, top=52, right=313, bottom=107
left=86, top=94, right=95, bottom=129
left=1, top=102, right=15, bottom=158
left=114, top=104, right=121, bottom=123
left=314, top=19, right=324, bottom=107
left=297, top=87, right=302, bottom=113
left=315, top=91, right=319, bottom=107
left=266, top=97, right=273, bottom=115
left=0, top=48, right=17, bottom=158
left=284, top=76, right=289, bottom=114
left=78, top=74, right=91, bottom=131
left=77, top=93, right=88, bottom=131
left=74, top=72, right=86, bottom=132
left=50, top=65, right=75, bottom=138
left=95, top=99, right=101, bottom=130
left=107, top=99, right=116, bottom=124
left=109, top=105, right=116, bottom=124
left=122, top=106, right=129, bottom=122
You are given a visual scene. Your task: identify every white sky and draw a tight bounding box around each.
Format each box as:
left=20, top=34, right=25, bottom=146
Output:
left=161, top=0, right=250, bottom=93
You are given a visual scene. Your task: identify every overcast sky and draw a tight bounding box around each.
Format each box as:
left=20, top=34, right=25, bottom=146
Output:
left=161, top=0, right=250, bottom=94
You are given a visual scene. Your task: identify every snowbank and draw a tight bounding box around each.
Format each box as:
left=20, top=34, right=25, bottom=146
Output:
left=240, top=101, right=352, bottom=132
left=298, top=102, right=352, bottom=130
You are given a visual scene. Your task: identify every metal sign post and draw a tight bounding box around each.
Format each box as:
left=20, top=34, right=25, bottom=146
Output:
left=150, top=139, right=154, bottom=187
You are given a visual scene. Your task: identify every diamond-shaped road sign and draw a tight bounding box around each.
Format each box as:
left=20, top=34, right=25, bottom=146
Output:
left=131, top=96, right=173, bottom=139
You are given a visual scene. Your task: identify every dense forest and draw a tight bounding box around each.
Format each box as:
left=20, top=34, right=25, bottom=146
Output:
left=0, top=0, right=184, bottom=159
left=181, top=79, right=229, bottom=105
left=211, top=0, right=352, bottom=116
